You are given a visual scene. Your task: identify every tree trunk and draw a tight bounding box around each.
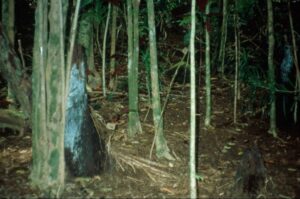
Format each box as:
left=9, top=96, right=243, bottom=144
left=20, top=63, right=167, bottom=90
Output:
left=267, top=0, right=276, bottom=137
left=102, top=3, right=111, bottom=97
left=146, top=0, right=172, bottom=160
left=2, top=0, right=16, bottom=108
left=233, top=0, right=240, bottom=124
left=127, top=0, right=142, bottom=138
left=218, top=0, right=228, bottom=76
left=109, top=5, right=118, bottom=91
left=287, top=0, right=300, bottom=123
left=31, top=0, right=68, bottom=195
left=189, top=0, right=197, bottom=197
left=31, top=0, right=48, bottom=190
left=204, top=1, right=212, bottom=127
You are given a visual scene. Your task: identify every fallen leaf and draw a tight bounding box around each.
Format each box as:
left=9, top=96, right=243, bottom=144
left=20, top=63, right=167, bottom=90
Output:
left=106, top=123, right=116, bottom=130
left=287, top=168, right=296, bottom=172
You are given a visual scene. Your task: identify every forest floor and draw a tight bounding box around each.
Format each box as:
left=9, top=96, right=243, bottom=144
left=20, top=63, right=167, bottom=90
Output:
left=0, top=75, right=299, bottom=198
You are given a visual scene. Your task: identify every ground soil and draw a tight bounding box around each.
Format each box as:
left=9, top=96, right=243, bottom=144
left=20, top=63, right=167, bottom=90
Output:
left=0, top=75, right=299, bottom=198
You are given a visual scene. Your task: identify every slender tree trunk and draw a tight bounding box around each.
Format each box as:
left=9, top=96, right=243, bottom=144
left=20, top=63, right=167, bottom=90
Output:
left=288, top=0, right=300, bottom=122
left=218, top=0, right=228, bottom=77
left=7, top=0, right=15, bottom=107
left=233, top=0, right=240, bottom=124
left=102, top=3, right=111, bottom=97
left=204, top=1, right=212, bottom=127
left=127, top=0, right=142, bottom=138
left=66, top=0, right=81, bottom=99
left=189, top=0, right=197, bottom=197
left=109, top=5, right=118, bottom=91
left=288, top=1, right=300, bottom=85
left=267, top=0, right=276, bottom=137
left=146, top=0, right=172, bottom=160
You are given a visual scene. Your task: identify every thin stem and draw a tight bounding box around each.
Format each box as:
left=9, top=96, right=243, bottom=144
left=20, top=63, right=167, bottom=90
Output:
left=65, top=0, right=81, bottom=98
left=102, top=3, right=112, bottom=97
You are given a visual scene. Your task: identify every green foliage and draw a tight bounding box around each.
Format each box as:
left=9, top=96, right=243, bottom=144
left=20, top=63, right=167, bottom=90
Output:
left=236, top=0, right=257, bottom=20
left=177, top=14, right=191, bottom=45
left=79, top=0, right=106, bottom=25
left=80, top=0, right=94, bottom=9
left=138, top=11, right=149, bottom=39
left=183, top=31, right=191, bottom=46
left=142, top=49, right=152, bottom=95
left=155, top=0, right=185, bottom=29
left=239, top=49, right=270, bottom=117
left=139, top=0, right=185, bottom=41
left=239, top=49, right=266, bottom=88
left=141, top=49, right=152, bottom=105
left=178, top=13, right=204, bottom=45
left=78, top=14, right=92, bottom=48
left=141, top=48, right=167, bottom=94
left=156, top=0, right=184, bottom=10
left=195, top=173, right=204, bottom=181
left=77, top=0, right=107, bottom=47
left=178, top=14, right=191, bottom=27
left=93, top=1, right=107, bottom=24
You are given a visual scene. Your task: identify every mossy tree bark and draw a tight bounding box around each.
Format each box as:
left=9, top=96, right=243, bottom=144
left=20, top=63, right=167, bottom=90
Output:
left=31, top=0, right=68, bottom=195
left=267, top=0, right=277, bottom=137
left=146, top=0, right=172, bottom=160
left=127, top=0, right=142, bottom=138
left=109, top=5, right=118, bottom=91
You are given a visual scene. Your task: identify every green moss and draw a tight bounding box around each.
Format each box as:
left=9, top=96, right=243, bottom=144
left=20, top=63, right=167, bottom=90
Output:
left=49, top=149, right=60, bottom=180
left=48, top=34, right=60, bottom=46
